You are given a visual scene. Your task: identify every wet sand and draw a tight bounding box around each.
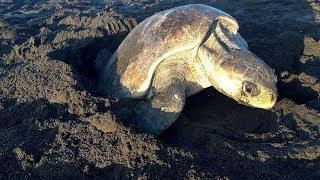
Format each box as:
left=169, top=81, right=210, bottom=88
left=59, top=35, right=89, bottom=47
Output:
left=0, top=0, right=319, bottom=178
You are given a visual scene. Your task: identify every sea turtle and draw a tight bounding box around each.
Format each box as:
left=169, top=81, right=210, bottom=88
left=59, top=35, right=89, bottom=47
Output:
left=96, top=4, right=278, bottom=135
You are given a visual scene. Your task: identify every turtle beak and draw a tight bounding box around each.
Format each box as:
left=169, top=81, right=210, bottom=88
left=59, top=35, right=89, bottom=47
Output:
left=237, top=99, right=248, bottom=106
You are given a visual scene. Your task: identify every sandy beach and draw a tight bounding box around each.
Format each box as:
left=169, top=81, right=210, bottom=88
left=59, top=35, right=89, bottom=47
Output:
left=0, top=0, right=319, bottom=178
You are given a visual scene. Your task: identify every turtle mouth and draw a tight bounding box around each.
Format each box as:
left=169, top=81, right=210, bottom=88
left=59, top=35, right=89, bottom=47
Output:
left=237, top=99, right=249, bottom=106
left=237, top=97, right=277, bottom=110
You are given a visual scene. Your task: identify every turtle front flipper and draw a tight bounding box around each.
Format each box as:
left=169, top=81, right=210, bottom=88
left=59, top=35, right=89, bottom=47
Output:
left=132, top=59, right=187, bottom=135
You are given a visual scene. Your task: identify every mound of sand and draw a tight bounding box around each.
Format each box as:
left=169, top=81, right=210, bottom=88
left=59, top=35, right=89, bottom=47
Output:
left=0, top=0, right=319, bottom=178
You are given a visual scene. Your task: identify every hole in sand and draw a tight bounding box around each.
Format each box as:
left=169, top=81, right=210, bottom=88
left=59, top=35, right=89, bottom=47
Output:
left=48, top=32, right=128, bottom=95
left=161, top=88, right=278, bottom=146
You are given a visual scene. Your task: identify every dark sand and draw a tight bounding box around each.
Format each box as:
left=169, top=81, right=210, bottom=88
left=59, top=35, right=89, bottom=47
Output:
left=0, top=0, right=319, bottom=178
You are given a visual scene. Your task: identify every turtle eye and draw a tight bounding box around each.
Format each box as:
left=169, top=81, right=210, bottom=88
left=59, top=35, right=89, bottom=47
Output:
left=242, top=81, right=260, bottom=97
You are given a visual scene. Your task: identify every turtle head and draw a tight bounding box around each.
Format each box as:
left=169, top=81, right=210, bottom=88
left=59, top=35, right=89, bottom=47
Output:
left=198, top=46, right=278, bottom=110
left=215, top=49, right=278, bottom=110
left=196, top=15, right=278, bottom=110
